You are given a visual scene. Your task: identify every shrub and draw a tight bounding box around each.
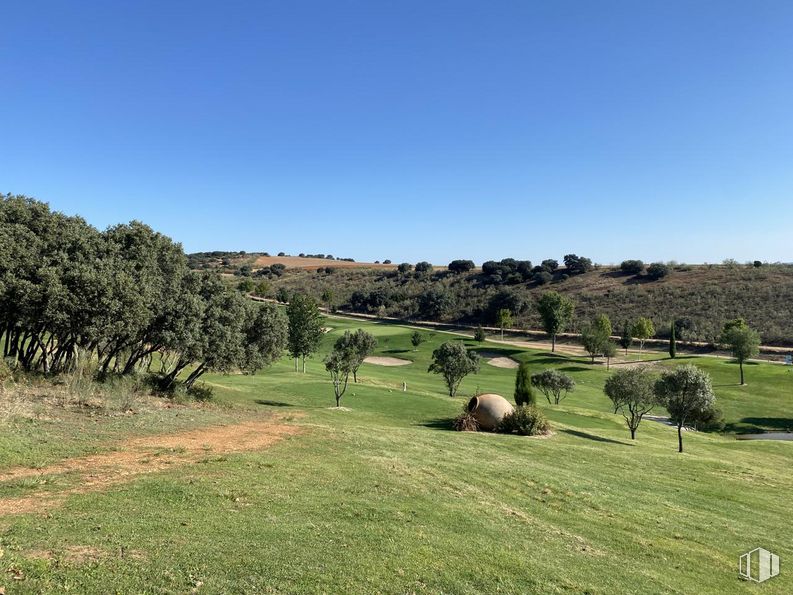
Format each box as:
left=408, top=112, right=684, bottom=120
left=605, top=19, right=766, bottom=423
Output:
left=533, top=271, right=553, bottom=285
left=453, top=408, right=480, bottom=431
left=474, top=326, right=486, bottom=342
left=497, top=405, right=550, bottom=436
left=620, top=260, right=645, bottom=275
left=646, top=262, right=670, bottom=280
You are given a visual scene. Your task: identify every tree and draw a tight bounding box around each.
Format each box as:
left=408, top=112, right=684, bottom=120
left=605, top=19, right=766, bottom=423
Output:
left=414, top=261, right=433, bottom=276
left=620, top=260, right=645, bottom=275
left=720, top=319, right=760, bottom=385
left=563, top=254, right=593, bottom=275
left=254, top=280, right=271, bottom=298
left=496, top=308, right=513, bottom=340
left=514, top=362, right=535, bottom=406
left=332, top=329, right=377, bottom=383
left=631, top=317, right=655, bottom=352
left=646, top=262, right=670, bottom=280
left=654, top=365, right=716, bottom=453
left=536, top=292, right=575, bottom=352
left=325, top=346, right=356, bottom=407
left=604, top=368, right=656, bottom=439
left=531, top=369, right=575, bottom=404
left=276, top=287, right=291, bottom=303
left=619, top=321, right=633, bottom=355
left=581, top=314, right=612, bottom=363
left=448, top=259, right=475, bottom=274
left=410, top=330, right=426, bottom=351
left=541, top=259, right=559, bottom=272
left=237, top=278, right=255, bottom=293
left=320, top=289, right=334, bottom=311
left=474, top=326, right=486, bottom=342
left=286, top=294, right=324, bottom=373
left=669, top=322, right=677, bottom=359
left=397, top=262, right=413, bottom=273
left=427, top=342, right=480, bottom=397
left=603, top=340, right=617, bottom=370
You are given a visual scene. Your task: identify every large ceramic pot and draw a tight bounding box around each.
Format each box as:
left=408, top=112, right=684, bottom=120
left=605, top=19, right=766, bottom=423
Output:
left=467, top=393, right=514, bottom=431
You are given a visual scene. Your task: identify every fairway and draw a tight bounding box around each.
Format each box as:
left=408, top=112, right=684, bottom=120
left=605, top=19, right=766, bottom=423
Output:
left=1, top=316, right=792, bottom=593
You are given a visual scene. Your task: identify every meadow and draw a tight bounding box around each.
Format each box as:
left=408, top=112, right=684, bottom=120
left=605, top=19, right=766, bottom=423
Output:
left=1, top=316, right=792, bottom=593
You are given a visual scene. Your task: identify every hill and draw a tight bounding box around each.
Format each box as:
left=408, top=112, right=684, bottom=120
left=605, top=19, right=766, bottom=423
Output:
left=254, top=262, right=793, bottom=346
left=187, top=251, right=397, bottom=272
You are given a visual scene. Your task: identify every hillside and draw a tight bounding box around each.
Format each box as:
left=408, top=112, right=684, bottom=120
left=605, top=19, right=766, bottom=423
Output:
left=187, top=251, right=397, bottom=272
left=245, top=262, right=793, bottom=346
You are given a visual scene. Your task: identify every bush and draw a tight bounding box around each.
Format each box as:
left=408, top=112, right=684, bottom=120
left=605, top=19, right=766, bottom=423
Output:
left=474, top=326, right=486, bottom=342
left=646, top=262, right=670, bottom=280
left=620, top=260, right=645, bottom=275
left=497, top=405, right=549, bottom=436
left=453, top=409, right=480, bottom=432
left=533, top=271, right=553, bottom=285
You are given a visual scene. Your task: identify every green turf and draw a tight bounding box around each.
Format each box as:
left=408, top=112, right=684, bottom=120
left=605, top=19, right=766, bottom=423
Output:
left=1, top=316, right=792, bottom=593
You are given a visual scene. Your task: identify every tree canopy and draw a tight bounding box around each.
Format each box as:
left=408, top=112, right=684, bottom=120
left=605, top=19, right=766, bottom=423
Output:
left=427, top=342, right=480, bottom=397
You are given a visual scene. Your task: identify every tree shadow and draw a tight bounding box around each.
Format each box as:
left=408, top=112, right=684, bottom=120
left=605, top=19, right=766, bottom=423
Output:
left=725, top=417, right=793, bottom=433
left=254, top=399, right=295, bottom=407
left=561, top=429, right=633, bottom=445
left=383, top=348, right=410, bottom=354
left=557, top=366, right=592, bottom=373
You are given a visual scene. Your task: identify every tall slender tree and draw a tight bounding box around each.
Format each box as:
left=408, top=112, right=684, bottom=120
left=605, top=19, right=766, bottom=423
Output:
left=669, top=322, right=677, bottom=359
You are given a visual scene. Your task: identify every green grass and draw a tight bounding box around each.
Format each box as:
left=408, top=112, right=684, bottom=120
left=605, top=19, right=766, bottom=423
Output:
left=1, top=316, right=792, bottom=593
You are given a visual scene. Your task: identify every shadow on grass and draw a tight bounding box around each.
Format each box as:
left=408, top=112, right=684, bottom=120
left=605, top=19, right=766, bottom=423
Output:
left=561, top=429, right=633, bottom=445
left=558, top=366, right=592, bottom=373
left=419, top=418, right=455, bottom=431
left=725, top=417, right=793, bottom=433
left=383, top=348, right=411, bottom=354
left=254, top=399, right=295, bottom=407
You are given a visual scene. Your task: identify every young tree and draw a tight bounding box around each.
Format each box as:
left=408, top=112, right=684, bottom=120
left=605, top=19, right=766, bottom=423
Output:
left=531, top=369, right=575, bottom=404
left=513, top=362, right=535, bottom=406
left=631, top=317, right=655, bottom=353
left=427, top=342, right=480, bottom=397
left=325, top=346, right=356, bottom=407
left=536, top=292, right=575, bottom=352
left=286, top=294, right=324, bottom=373
left=581, top=314, right=612, bottom=363
left=619, top=321, right=633, bottom=355
left=496, top=308, right=513, bottom=340
left=603, top=340, right=617, bottom=370
left=410, top=330, right=426, bottom=351
left=604, top=368, right=656, bottom=439
left=320, top=289, right=334, bottom=312
left=474, top=326, right=486, bottom=342
left=669, top=322, right=677, bottom=359
left=720, top=319, right=760, bottom=385
left=348, top=329, right=377, bottom=382
left=654, top=365, right=716, bottom=453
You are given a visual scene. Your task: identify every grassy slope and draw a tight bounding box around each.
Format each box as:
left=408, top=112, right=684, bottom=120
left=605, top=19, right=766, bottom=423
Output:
left=1, top=318, right=792, bottom=593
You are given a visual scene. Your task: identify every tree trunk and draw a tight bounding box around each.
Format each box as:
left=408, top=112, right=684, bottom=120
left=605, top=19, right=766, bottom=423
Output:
left=677, top=424, right=683, bottom=453
left=336, top=394, right=340, bottom=407
left=294, top=357, right=298, bottom=372
left=740, top=361, right=744, bottom=385
left=630, top=427, right=636, bottom=440
left=551, top=334, right=556, bottom=352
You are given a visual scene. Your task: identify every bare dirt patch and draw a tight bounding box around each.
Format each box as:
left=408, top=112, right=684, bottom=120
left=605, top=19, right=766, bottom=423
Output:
left=0, top=417, right=300, bottom=516
left=363, top=356, right=412, bottom=367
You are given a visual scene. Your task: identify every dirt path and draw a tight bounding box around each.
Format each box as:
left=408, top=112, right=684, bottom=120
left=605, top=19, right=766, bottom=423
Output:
left=0, top=417, right=300, bottom=516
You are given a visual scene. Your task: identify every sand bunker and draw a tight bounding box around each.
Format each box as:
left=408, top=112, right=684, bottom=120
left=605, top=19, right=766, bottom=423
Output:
left=486, top=357, right=520, bottom=369
left=363, top=356, right=412, bottom=366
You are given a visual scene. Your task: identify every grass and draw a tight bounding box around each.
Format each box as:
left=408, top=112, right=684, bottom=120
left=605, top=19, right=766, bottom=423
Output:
left=1, top=316, right=792, bottom=593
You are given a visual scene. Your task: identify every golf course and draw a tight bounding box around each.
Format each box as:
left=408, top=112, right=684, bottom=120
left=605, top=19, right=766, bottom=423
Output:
left=1, top=315, right=791, bottom=593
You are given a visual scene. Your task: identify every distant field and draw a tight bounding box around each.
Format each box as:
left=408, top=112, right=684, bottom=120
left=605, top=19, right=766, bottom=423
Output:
left=253, top=255, right=396, bottom=270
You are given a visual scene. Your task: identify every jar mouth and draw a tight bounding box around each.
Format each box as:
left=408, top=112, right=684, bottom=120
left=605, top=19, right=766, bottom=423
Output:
left=467, top=396, right=479, bottom=412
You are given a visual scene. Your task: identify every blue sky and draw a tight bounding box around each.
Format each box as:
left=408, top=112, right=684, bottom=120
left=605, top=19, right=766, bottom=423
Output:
left=2, top=1, right=792, bottom=264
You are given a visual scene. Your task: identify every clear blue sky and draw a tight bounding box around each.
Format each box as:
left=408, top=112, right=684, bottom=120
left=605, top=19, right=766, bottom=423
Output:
left=3, top=1, right=792, bottom=264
